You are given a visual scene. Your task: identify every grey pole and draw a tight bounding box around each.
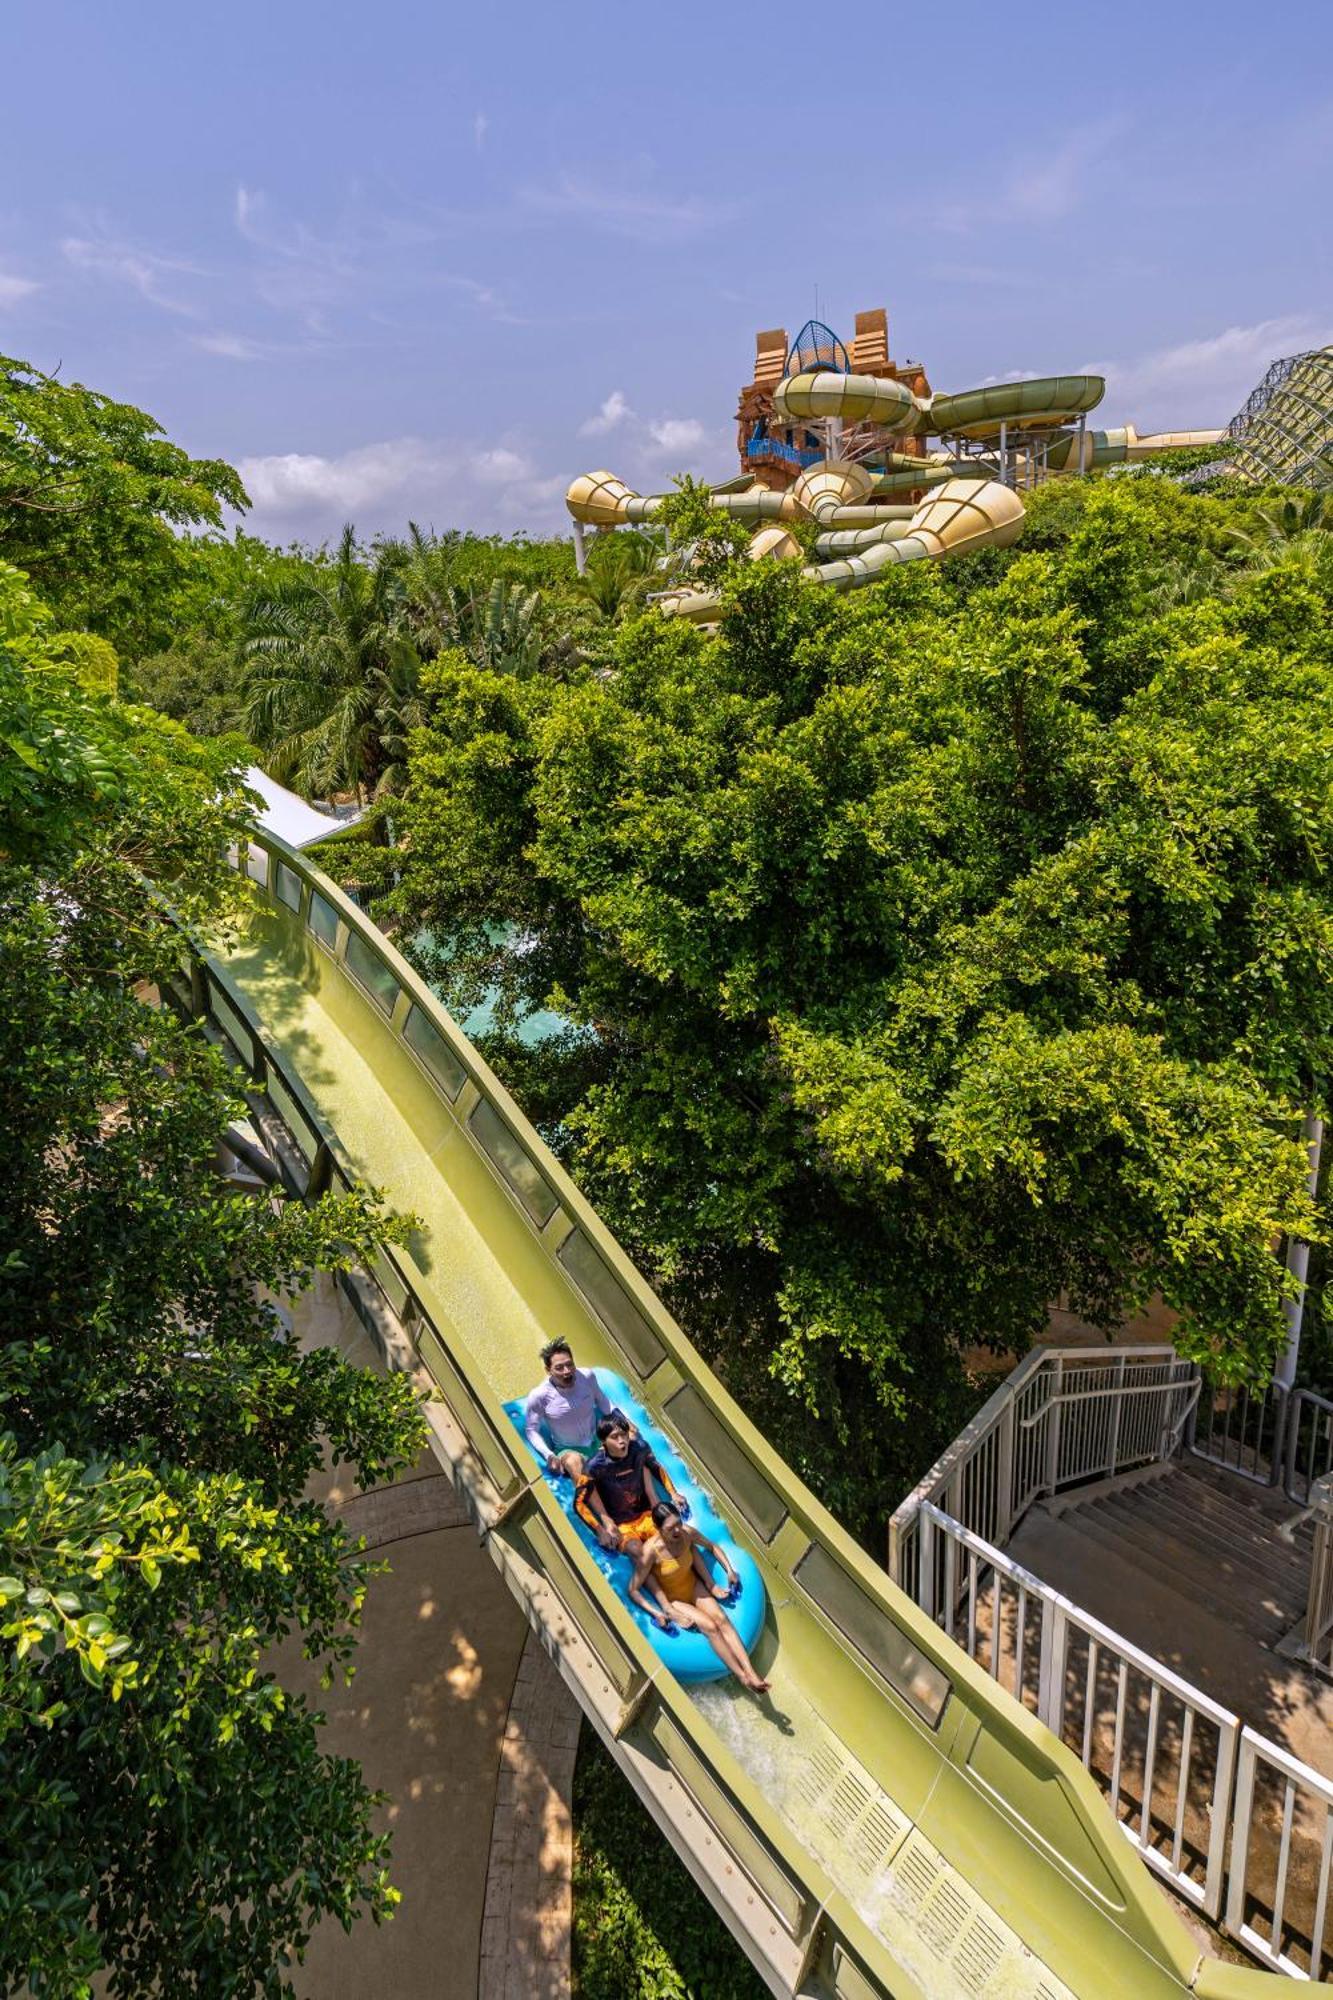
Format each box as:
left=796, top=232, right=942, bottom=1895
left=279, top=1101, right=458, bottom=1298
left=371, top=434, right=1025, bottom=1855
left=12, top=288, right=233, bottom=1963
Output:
left=999, top=419, right=1009, bottom=487
left=1077, top=412, right=1088, bottom=477
left=1276, top=1111, right=1325, bottom=1391
left=572, top=519, right=587, bottom=577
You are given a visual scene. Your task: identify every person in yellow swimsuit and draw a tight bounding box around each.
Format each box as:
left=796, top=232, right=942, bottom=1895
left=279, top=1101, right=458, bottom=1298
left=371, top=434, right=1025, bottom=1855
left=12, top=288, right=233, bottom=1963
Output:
left=627, top=1502, right=769, bottom=1693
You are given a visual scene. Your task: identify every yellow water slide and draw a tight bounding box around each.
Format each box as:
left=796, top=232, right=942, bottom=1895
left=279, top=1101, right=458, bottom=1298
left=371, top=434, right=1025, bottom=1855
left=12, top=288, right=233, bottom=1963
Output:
left=566, top=465, right=1025, bottom=622
left=774, top=368, right=1106, bottom=439
left=182, top=830, right=1288, bottom=2000
left=774, top=369, right=1224, bottom=472
left=656, top=478, right=1025, bottom=624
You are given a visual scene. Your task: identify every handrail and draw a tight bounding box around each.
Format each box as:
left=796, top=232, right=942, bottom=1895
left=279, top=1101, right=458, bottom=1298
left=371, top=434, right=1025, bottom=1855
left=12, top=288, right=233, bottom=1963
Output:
left=745, top=428, right=824, bottom=469
left=889, top=1347, right=1199, bottom=1595
left=1286, top=1386, right=1333, bottom=1505
left=183, top=829, right=1287, bottom=1999
left=1188, top=1378, right=1290, bottom=1490
left=917, top=1501, right=1239, bottom=1921
left=1227, top=1728, right=1333, bottom=1978
left=920, top=1501, right=1333, bottom=1975
left=1016, top=1375, right=1204, bottom=1424
left=1303, top=1471, right=1333, bottom=1673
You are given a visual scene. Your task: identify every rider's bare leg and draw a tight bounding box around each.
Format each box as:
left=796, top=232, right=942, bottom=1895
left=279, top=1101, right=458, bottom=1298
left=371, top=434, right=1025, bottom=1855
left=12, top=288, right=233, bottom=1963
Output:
left=677, top=1600, right=767, bottom=1690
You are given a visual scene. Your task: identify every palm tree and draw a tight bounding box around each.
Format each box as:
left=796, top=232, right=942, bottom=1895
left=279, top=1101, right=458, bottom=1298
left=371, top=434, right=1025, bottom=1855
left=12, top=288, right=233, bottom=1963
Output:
left=243, top=525, right=416, bottom=802
left=575, top=529, right=660, bottom=619
left=1226, top=492, right=1333, bottom=566
left=399, top=525, right=547, bottom=677
left=396, top=523, right=458, bottom=653
left=370, top=634, right=428, bottom=798
left=470, top=577, right=544, bottom=676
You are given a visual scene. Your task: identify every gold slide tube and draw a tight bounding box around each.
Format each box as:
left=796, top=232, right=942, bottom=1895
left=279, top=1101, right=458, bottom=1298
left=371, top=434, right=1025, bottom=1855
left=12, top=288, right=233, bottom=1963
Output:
left=659, top=478, right=1025, bottom=621
left=813, top=519, right=916, bottom=556
left=772, top=369, right=921, bottom=429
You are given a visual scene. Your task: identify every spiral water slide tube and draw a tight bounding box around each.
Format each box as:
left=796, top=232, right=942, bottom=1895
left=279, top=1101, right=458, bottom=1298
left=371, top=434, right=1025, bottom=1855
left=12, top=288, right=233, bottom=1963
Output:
left=567, top=468, right=1026, bottom=623
left=173, top=828, right=1281, bottom=2000
left=774, top=370, right=1226, bottom=485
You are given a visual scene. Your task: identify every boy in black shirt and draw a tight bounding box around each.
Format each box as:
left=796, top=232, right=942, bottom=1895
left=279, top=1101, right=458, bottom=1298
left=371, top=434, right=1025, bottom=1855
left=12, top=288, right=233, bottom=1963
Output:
left=575, top=1416, right=677, bottom=1552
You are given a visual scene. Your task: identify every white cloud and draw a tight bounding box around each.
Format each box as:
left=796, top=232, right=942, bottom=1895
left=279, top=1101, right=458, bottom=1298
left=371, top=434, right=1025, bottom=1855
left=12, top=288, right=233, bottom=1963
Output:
left=646, top=417, right=706, bottom=455
left=194, top=330, right=263, bottom=361
left=519, top=174, right=738, bottom=243
left=0, top=271, right=38, bottom=307
left=579, top=389, right=632, bottom=437
left=61, top=233, right=203, bottom=315
left=238, top=439, right=440, bottom=513
left=1093, top=314, right=1333, bottom=428
left=235, top=433, right=565, bottom=539
left=472, top=445, right=535, bottom=485
left=473, top=111, right=488, bottom=151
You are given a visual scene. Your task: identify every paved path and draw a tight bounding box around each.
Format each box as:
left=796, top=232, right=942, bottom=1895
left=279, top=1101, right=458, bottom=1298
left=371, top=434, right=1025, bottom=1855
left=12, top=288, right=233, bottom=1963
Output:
left=480, top=1637, right=582, bottom=2000
left=278, top=1276, right=579, bottom=1998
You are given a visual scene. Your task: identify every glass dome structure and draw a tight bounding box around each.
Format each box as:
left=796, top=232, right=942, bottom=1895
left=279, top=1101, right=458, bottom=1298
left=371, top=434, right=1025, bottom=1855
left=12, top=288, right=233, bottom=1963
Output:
left=785, top=319, right=850, bottom=376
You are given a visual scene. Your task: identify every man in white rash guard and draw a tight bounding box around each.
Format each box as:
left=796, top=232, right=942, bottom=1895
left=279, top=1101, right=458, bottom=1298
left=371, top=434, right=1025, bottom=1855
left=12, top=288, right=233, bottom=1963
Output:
left=523, top=1338, right=628, bottom=1480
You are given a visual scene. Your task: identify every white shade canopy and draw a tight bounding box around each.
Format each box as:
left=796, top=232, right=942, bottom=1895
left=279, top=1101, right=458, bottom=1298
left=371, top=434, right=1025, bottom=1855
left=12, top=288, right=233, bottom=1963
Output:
left=244, top=766, right=354, bottom=849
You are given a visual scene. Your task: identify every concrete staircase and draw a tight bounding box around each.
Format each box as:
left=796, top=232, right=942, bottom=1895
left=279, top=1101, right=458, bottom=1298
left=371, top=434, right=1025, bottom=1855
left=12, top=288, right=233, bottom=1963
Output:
left=1051, top=1459, right=1311, bottom=1644
left=1007, top=1458, right=1321, bottom=1723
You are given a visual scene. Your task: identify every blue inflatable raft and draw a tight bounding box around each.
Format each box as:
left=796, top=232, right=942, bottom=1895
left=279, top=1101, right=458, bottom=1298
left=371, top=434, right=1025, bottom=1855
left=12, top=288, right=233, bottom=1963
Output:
left=504, top=1369, right=767, bottom=1683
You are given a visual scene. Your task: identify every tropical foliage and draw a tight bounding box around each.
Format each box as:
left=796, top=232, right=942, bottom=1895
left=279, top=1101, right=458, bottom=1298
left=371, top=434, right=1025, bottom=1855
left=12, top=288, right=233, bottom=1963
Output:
left=575, top=528, right=661, bottom=619
left=0, top=405, right=424, bottom=1994
left=344, top=479, right=1333, bottom=1537
left=243, top=524, right=417, bottom=799
left=0, top=354, right=247, bottom=657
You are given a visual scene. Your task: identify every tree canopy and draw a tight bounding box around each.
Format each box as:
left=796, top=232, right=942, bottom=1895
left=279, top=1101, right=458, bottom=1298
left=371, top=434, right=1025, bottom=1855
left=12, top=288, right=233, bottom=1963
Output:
left=0, top=486, right=424, bottom=1991
left=0, top=355, right=248, bottom=657
left=346, top=479, right=1333, bottom=1536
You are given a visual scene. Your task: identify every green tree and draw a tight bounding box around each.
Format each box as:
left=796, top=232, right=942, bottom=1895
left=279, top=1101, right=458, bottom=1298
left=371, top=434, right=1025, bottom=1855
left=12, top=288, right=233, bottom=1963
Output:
left=656, top=474, right=752, bottom=588
left=0, top=355, right=247, bottom=656
left=575, top=530, right=660, bottom=620
left=362, top=487, right=1331, bottom=1540
left=397, top=525, right=583, bottom=677
left=1226, top=490, right=1333, bottom=567
left=243, top=523, right=420, bottom=800
left=0, top=564, right=426, bottom=1996
left=123, top=533, right=323, bottom=739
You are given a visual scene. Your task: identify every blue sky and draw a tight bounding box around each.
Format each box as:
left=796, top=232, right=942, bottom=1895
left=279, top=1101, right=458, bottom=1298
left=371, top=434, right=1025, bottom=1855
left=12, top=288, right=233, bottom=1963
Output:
left=4, top=1, right=1332, bottom=545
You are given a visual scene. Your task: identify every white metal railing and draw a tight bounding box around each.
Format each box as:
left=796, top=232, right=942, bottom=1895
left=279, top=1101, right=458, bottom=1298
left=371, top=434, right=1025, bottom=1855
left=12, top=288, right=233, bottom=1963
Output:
left=1304, top=1475, right=1333, bottom=1677
left=893, top=1346, right=1333, bottom=1973
left=918, top=1503, right=1238, bottom=1919
left=1288, top=1391, right=1333, bottom=1507
left=1227, top=1730, right=1333, bottom=1979
left=889, top=1347, right=1200, bottom=1593
left=918, top=1503, right=1333, bottom=1977
left=1188, top=1376, right=1290, bottom=1487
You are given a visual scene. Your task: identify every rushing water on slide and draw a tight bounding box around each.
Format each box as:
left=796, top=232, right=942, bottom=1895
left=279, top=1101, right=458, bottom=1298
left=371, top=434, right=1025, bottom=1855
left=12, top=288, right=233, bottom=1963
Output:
left=691, top=1678, right=958, bottom=1996
left=690, top=1679, right=1058, bottom=1999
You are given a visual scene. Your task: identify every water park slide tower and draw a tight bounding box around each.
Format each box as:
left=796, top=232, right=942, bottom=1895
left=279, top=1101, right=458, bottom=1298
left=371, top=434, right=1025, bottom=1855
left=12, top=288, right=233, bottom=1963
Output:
left=566, top=303, right=1228, bottom=618
left=739, top=308, right=934, bottom=492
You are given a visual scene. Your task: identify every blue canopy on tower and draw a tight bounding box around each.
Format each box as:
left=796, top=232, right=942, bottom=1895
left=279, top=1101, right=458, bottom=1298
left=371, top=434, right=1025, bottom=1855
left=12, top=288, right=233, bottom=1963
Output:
left=786, top=319, right=850, bottom=376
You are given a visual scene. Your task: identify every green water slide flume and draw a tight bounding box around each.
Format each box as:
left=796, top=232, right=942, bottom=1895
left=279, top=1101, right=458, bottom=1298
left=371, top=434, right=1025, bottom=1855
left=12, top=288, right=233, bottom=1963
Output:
left=185, top=831, right=1275, bottom=2000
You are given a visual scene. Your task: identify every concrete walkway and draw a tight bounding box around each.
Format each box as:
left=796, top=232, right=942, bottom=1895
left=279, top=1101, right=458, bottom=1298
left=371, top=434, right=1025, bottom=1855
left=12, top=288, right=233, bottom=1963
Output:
left=278, top=1276, right=579, bottom=1998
